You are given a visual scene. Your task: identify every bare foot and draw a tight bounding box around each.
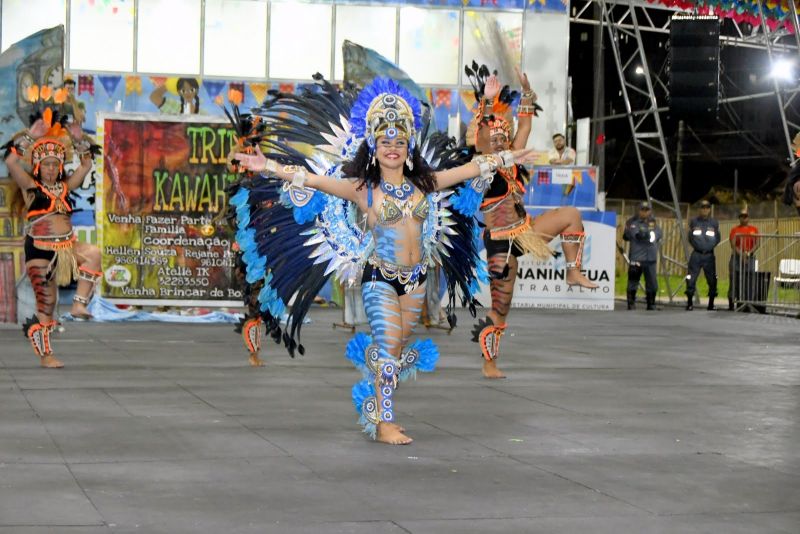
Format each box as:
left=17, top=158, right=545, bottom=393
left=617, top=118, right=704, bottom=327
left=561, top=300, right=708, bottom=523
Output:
left=566, top=268, right=599, bottom=289
left=384, top=421, right=406, bottom=433
left=376, top=422, right=413, bottom=445
left=248, top=353, right=265, bottom=367
left=482, top=359, right=506, bottom=379
left=69, top=302, right=93, bottom=320
left=40, top=354, right=64, bottom=368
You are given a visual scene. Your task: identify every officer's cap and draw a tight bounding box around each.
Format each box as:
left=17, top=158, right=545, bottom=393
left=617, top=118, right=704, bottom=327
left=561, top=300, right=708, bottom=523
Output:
left=638, top=201, right=652, bottom=210
left=699, top=200, right=711, bottom=208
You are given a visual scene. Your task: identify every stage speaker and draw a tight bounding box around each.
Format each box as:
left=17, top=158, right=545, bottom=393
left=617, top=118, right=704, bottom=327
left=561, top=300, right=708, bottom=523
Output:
left=669, top=16, right=720, bottom=121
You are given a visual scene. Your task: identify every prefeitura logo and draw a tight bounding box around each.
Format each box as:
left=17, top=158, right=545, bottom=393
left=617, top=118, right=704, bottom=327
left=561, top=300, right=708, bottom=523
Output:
left=104, top=265, right=132, bottom=288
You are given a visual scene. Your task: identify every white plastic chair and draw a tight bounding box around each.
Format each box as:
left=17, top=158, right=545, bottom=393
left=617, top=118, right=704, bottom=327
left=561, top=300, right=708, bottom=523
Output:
left=775, top=259, right=800, bottom=286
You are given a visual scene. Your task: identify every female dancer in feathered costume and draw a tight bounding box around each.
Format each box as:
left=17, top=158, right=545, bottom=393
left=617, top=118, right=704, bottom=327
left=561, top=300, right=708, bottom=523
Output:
left=229, top=76, right=535, bottom=444
left=463, top=64, right=598, bottom=379
left=3, top=109, right=101, bottom=367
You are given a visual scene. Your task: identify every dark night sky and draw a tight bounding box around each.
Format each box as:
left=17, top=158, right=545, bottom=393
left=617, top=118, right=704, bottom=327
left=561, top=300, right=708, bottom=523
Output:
left=568, top=16, right=796, bottom=203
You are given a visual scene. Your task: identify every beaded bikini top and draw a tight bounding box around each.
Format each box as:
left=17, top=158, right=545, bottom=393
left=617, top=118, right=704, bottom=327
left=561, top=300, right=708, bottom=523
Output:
left=369, top=178, right=429, bottom=225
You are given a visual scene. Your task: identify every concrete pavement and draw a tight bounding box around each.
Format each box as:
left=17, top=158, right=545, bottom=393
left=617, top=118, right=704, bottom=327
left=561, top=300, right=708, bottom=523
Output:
left=0, top=306, right=798, bottom=533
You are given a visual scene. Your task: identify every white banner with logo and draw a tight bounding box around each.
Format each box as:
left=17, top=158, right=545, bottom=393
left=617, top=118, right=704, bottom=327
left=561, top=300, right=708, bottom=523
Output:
left=476, top=211, right=616, bottom=310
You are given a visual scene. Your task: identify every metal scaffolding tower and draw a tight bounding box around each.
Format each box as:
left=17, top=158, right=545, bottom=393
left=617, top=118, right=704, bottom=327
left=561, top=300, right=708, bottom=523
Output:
left=571, top=0, right=800, bottom=303
left=756, top=0, right=800, bottom=163
left=600, top=0, right=689, bottom=301
left=572, top=0, right=800, bottom=159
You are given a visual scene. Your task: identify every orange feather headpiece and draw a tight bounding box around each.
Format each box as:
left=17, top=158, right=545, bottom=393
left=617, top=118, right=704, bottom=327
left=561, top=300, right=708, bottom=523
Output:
left=464, top=62, right=518, bottom=148
left=27, top=109, right=72, bottom=176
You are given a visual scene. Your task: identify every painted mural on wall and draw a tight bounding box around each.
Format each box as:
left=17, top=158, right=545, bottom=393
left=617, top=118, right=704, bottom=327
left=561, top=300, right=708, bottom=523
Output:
left=0, top=26, right=64, bottom=174
left=0, top=26, right=66, bottom=291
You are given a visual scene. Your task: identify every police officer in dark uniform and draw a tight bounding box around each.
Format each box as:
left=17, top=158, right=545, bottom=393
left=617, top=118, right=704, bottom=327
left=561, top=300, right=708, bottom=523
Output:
left=623, top=201, right=662, bottom=310
left=685, top=200, right=720, bottom=310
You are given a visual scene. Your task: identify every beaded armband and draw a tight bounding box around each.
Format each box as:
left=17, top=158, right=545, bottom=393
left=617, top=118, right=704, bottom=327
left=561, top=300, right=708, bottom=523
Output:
left=498, top=150, right=515, bottom=168
left=282, top=165, right=308, bottom=189
left=519, top=90, right=537, bottom=117
left=18, top=132, right=35, bottom=147
left=4, top=131, right=34, bottom=160
left=517, top=105, right=536, bottom=117
left=280, top=165, right=314, bottom=207
left=473, top=154, right=499, bottom=180
left=468, top=154, right=502, bottom=194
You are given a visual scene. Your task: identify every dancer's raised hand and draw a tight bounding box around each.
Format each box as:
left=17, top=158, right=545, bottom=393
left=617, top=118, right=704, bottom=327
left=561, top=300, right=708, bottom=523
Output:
left=29, top=119, right=47, bottom=139
left=484, top=74, right=501, bottom=100
left=516, top=67, right=536, bottom=103
left=232, top=144, right=270, bottom=174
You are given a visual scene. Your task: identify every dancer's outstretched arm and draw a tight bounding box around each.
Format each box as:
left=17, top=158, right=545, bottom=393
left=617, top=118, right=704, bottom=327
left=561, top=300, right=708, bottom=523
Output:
left=233, top=145, right=361, bottom=204
left=434, top=148, right=536, bottom=191
left=512, top=67, right=536, bottom=151
left=4, top=151, right=36, bottom=190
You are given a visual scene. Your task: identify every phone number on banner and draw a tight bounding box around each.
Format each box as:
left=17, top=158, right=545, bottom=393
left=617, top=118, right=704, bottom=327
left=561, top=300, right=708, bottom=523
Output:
left=158, top=276, right=210, bottom=287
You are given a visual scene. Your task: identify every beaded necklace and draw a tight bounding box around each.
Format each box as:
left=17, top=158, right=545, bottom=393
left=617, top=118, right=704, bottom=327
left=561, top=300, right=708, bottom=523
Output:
left=380, top=177, right=415, bottom=200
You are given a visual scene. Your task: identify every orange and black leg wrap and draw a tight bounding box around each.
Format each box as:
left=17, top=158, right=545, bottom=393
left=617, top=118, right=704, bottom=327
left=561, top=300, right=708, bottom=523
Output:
left=561, top=231, right=586, bottom=270
left=27, top=263, right=56, bottom=317
left=487, top=254, right=514, bottom=319
left=242, top=316, right=263, bottom=355
left=470, top=317, right=507, bottom=361
left=22, top=316, right=55, bottom=357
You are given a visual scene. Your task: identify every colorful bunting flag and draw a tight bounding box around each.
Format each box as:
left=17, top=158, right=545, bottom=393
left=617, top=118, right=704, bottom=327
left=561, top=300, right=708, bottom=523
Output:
left=645, top=0, right=800, bottom=31
left=434, top=89, right=452, bottom=109
left=203, top=80, right=225, bottom=101
left=98, top=75, right=122, bottom=98
left=248, top=82, right=269, bottom=104
left=228, top=82, right=244, bottom=105
left=125, top=75, right=142, bottom=96
left=460, top=89, right=476, bottom=111
left=78, top=75, right=94, bottom=96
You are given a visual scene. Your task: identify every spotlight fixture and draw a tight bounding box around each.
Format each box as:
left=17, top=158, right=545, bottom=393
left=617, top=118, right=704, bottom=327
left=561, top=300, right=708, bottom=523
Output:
left=770, top=58, right=794, bottom=81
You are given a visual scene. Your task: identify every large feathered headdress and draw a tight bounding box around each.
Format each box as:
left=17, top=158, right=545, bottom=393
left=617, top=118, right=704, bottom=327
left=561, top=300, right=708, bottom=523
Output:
left=349, top=78, right=422, bottom=154
left=464, top=61, right=542, bottom=146
left=28, top=108, right=72, bottom=175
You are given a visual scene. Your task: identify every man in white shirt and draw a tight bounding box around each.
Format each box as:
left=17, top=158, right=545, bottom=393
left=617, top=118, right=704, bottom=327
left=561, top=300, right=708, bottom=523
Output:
left=548, top=133, right=576, bottom=165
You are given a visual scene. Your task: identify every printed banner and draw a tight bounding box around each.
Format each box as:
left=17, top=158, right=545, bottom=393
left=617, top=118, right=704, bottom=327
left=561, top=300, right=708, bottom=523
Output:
left=476, top=211, right=616, bottom=310
left=525, top=165, right=599, bottom=209
left=95, top=113, right=242, bottom=306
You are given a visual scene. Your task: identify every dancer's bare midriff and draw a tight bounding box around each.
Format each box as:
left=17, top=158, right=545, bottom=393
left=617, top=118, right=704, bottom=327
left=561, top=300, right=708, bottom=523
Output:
left=482, top=194, right=525, bottom=234
left=27, top=212, right=72, bottom=238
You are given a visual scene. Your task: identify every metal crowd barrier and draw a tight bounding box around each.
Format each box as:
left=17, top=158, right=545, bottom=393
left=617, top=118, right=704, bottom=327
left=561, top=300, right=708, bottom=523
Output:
left=730, top=233, right=800, bottom=315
